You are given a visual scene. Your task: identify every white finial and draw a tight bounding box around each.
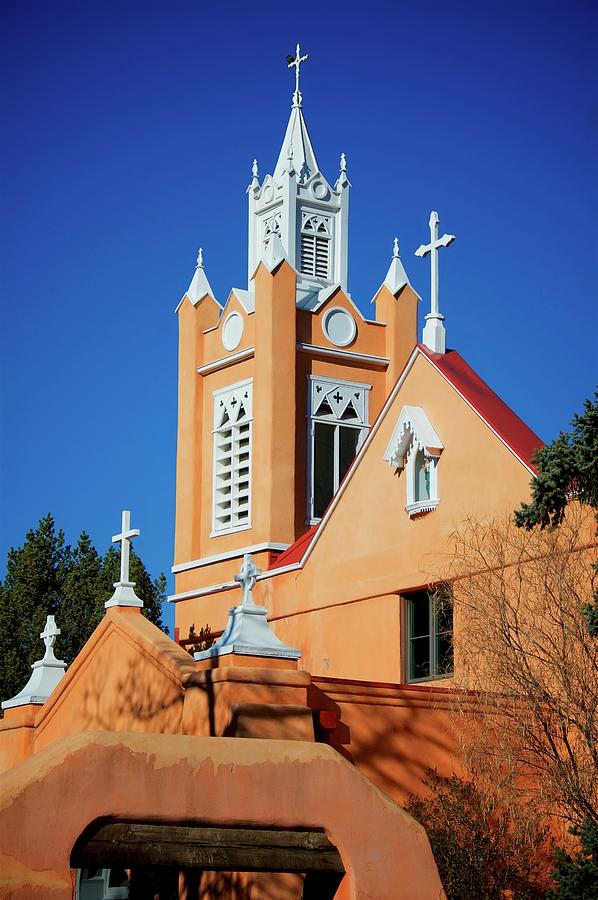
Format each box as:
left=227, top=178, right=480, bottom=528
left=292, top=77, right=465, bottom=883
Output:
left=235, top=553, right=261, bottom=607
left=340, top=152, right=347, bottom=174
left=196, top=247, right=203, bottom=268
left=2, top=614, right=66, bottom=710
left=287, top=43, right=309, bottom=108
left=250, top=158, right=260, bottom=193
left=40, top=616, right=61, bottom=663
left=105, top=510, right=143, bottom=609
left=415, top=210, right=455, bottom=354
left=286, top=142, right=296, bottom=176
left=393, top=237, right=400, bottom=259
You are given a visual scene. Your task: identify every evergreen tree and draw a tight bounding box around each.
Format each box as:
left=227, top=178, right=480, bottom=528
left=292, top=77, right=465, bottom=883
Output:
left=0, top=515, right=70, bottom=701
left=515, top=391, right=598, bottom=634
left=0, top=515, right=166, bottom=705
left=548, top=819, right=598, bottom=900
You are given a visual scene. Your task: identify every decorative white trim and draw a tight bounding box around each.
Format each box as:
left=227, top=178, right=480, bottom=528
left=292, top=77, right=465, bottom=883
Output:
left=384, top=406, right=444, bottom=470
left=197, top=347, right=255, bottom=376
left=212, top=379, right=253, bottom=535
left=405, top=499, right=440, bottom=518
left=172, top=542, right=291, bottom=574
left=221, top=312, right=244, bottom=351
left=322, top=306, right=357, bottom=347
left=297, top=343, right=389, bottom=367
left=167, top=562, right=302, bottom=603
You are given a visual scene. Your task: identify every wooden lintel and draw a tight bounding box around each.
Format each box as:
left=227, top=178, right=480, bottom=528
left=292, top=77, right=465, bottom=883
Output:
left=72, top=823, right=345, bottom=875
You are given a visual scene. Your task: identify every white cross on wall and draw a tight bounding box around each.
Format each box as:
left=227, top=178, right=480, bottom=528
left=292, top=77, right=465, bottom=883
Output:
left=235, top=553, right=262, bottom=607
left=112, top=510, right=140, bottom=585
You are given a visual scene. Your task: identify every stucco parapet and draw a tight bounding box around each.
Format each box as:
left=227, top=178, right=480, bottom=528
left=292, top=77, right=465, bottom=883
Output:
left=34, top=609, right=196, bottom=731
left=0, top=705, right=37, bottom=731
left=184, top=665, right=311, bottom=689
left=312, top=676, right=478, bottom=712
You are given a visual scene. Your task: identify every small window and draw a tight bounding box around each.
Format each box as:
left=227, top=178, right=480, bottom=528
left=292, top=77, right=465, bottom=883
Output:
left=383, top=406, right=443, bottom=518
left=300, top=213, right=331, bottom=280
left=212, top=380, right=253, bottom=534
left=405, top=587, right=453, bottom=682
left=307, top=376, right=370, bottom=521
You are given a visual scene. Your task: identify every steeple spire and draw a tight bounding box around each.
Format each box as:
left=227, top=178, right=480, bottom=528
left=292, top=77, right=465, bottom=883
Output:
left=286, top=43, right=309, bottom=109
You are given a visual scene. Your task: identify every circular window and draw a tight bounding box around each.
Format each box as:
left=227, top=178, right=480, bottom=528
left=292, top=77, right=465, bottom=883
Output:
left=222, top=312, right=244, bottom=352
left=322, top=307, right=357, bottom=348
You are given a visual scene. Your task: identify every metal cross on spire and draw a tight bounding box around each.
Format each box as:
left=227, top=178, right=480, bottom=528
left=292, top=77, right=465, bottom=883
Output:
left=235, top=553, right=262, bottom=607
left=112, top=510, right=140, bottom=585
left=415, top=211, right=455, bottom=354
left=287, top=43, right=308, bottom=108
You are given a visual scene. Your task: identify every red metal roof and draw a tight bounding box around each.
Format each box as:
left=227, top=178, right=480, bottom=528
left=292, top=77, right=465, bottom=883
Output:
left=419, top=345, right=543, bottom=470
left=268, top=346, right=543, bottom=571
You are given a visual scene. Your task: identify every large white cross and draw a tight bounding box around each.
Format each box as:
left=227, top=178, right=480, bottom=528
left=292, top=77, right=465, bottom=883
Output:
left=112, top=510, right=140, bottom=585
left=40, top=615, right=60, bottom=660
left=235, top=553, right=262, bottom=607
left=415, top=211, right=455, bottom=319
left=287, top=43, right=308, bottom=107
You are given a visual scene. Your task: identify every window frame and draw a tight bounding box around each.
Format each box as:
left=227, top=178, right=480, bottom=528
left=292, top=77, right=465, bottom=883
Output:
left=306, top=375, right=371, bottom=524
left=299, top=211, right=333, bottom=283
left=403, top=588, right=453, bottom=684
left=211, top=378, right=253, bottom=537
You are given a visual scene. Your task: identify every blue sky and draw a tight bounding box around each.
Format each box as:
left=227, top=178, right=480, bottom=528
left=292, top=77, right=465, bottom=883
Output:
left=1, top=1, right=596, bottom=633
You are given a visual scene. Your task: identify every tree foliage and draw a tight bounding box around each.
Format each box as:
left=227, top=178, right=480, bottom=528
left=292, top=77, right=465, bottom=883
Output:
left=450, top=509, right=598, bottom=829
left=0, top=514, right=166, bottom=704
left=515, top=392, right=598, bottom=531
left=405, top=769, right=551, bottom=899
left=515, top=392, right=598, bottom=635
left=548, top=819, right=598, bottom=900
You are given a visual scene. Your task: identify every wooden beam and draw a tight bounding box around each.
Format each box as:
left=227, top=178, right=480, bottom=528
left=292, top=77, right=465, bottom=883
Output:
left=73, top=823, right=345, bottom=875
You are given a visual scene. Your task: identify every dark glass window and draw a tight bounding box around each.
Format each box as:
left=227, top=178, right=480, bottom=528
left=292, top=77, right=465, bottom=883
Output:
left=314, top=423, right=336, bottom=518
left=406, top=588, right=453, bottom=682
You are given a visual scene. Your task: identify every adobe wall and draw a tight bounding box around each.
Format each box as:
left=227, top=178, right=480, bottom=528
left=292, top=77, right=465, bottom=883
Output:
left=0, top=731, right=446, bottom=900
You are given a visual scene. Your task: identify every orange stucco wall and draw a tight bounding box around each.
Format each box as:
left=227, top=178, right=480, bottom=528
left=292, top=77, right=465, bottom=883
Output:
left=0, top=731, right=446, bottom=900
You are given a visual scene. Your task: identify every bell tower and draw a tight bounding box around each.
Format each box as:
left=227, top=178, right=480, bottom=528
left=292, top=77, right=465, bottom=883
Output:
left=248, top=44, right=350, bottom=307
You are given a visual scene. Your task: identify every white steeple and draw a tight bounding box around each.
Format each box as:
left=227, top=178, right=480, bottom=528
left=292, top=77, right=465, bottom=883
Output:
left=186, top=247, right=217, bottom=307
left=2, top=615, right=66, bottom=710
left=247, top=46, right=351, bottom=305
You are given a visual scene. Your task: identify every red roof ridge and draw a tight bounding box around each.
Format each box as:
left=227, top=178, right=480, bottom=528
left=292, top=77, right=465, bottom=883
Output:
left=418, top=344, right=543, bottom=470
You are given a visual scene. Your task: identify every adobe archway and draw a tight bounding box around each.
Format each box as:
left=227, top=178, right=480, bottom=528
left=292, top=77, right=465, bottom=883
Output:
left=0, top=731, right=445, bottom=899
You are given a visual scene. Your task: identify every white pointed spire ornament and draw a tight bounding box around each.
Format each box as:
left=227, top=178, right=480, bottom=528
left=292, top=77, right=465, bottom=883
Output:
left=336, top=151, right=350, bottom=190
left=250, top=158, right=260, bottom=193
left=2, top=615, right=67, bottom=710
left=287, top=43, right=309, bottom=109
left=415, top=211, right=455, bottom=354
left=380, top=236, right=421, bottom=299
left=105, top=510, right=143, bottom=609
left=194, top=554, right=301, bottom=661
left=186, top=246, right=217, bottom=307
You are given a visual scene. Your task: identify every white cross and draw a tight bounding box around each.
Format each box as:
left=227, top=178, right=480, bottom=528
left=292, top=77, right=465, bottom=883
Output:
left=235, top=553, right=262, bottom=606
left=40, top=615, right=60, bottom=659
left=287, top=43, right=308, bottom=107
left=112, top=510, right=140, bottom=585
left=415, top=211, right=455, bottom=318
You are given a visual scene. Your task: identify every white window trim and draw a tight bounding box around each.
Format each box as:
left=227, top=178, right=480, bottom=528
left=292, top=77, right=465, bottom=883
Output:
left=306, top=375, right=371, bottom=523
left=211, top=378, right=253, bottom=537
left=405, top=590, right=453, bottom=684
left=384, top=405, right=443, bottom=518
left=299, top=210, right=334, bottom=284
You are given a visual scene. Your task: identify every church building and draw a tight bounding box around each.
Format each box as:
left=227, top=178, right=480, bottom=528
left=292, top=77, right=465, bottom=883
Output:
left=0, top=46, right=545, bottom=900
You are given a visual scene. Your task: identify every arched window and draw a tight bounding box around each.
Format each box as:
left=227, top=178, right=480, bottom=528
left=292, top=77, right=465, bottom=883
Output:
left=212, top=379, right=253, bottom=534
left=307, top=376, right=370, bottom=521
left=384, top=406, right=443, bottom=518
left=300, top=213, right=332, bottom=280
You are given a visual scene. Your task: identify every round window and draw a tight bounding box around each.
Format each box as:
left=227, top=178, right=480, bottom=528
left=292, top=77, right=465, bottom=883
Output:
left=221, top=312, right=244, bottom=352
left=322, top=307, right=357, bottom=348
